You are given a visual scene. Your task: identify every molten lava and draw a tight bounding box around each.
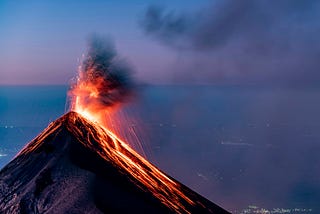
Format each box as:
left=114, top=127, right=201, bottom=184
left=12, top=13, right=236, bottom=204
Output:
left=68, top=70, right=197, bottom=213
left=68, top=37, right=134, bottom=137
left=68, top=112, right=197, bottom=213
left=66, top=41, right=195, bottom=213
left=65, top=38, right=225, bottom=213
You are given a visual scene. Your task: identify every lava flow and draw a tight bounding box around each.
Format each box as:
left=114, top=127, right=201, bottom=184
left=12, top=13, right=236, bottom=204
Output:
left=68, top=38, right=197, bottom=213
left=68, top=113, right=196, bottom=213
left=66, top=37, right=227, bottom=213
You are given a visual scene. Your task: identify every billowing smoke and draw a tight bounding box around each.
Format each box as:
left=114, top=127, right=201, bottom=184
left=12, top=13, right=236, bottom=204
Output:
left=141, top=0, right=320, bottom=85
left=69, top=36, right=134, bottom=112
left=68, top=37, right=146, bottom=155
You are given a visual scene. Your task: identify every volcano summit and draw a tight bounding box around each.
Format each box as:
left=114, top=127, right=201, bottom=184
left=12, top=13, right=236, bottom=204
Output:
left=0, top=112, right=229, bottom=213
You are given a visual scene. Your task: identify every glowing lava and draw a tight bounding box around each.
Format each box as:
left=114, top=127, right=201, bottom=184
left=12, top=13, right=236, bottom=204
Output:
left=68, top=72, right=197, bottom=213
left=68, top=79, right=196, bottom=212
left=65, top=38, right=217, bottom=213
left=66, top=53, right=197, bottom=213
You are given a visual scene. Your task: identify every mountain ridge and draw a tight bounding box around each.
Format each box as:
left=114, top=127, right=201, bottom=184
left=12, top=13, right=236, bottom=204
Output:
left=0, top=111, right=229, bottom=213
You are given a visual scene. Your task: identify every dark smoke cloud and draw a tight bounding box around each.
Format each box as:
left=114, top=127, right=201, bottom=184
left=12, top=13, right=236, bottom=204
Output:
left=70, top=36, right=134, bottom=110
left=141, top=1, right=320, bottom=85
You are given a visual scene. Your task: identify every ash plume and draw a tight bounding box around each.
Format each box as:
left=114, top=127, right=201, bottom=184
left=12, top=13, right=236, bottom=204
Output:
left=141, top=0, right=320, bottom=85
left=69, top=36, right=134, bottom=111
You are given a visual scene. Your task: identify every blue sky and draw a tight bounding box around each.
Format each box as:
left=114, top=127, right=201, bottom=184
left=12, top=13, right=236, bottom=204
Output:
left=1, top=0, right=320, bottom=86
left=0, top=0, right=207, bottom=84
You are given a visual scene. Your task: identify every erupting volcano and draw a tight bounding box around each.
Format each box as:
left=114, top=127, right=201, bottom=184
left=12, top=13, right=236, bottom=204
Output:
left=0, top=38, right=229, bottom=213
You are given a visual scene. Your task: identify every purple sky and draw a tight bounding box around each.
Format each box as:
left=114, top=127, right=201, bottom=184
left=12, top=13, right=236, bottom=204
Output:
left=0, top=0, right=204, bottom=85
left=1, top=0, right=320, bottom=86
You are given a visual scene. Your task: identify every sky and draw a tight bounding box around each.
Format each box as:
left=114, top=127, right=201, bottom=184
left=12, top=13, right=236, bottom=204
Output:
left=1, top=0, right=320, bottom=86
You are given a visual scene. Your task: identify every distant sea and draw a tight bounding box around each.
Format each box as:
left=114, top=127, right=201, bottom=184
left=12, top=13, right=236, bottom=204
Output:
left=1, top=85, right=320, bottom=213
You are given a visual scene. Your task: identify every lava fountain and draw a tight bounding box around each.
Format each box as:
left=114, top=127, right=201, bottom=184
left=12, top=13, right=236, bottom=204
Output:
left=68, top=37, right=133, bottom=130
left=65, top=37, right=228, bottom=213
left=68, top=37, right=196, bottom=213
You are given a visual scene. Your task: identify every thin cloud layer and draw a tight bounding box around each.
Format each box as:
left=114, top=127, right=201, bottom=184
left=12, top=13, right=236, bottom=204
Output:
left=141, top=0, right=320, bottom=85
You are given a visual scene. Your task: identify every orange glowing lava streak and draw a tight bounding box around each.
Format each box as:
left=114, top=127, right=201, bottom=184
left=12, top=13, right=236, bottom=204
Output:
left=70, top=111, right=196, bottom=213
left=66, top=72, right=201, bottom=212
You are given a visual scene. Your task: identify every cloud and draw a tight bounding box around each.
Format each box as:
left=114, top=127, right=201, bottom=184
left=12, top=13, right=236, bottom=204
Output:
left=141, top=0, right=320, bottom=85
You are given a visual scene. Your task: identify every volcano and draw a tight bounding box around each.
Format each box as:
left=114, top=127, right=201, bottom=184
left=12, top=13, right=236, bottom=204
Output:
left=0, top=112, right=229, bottom=213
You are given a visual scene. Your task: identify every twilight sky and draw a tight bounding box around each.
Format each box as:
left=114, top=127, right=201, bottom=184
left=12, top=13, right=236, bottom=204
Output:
left=1, top=0, right=320, bottom=85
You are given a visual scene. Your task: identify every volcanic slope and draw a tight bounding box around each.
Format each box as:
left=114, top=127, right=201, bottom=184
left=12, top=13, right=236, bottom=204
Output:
left=0, top=112, right=230, bottom=214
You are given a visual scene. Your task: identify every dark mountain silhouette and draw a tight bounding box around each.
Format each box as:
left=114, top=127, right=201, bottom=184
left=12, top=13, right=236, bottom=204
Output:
left=0, top=112, right=229, bottom=213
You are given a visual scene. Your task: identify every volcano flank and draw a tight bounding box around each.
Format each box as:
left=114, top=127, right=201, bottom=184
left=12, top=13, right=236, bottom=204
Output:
left=0, top=112, right=229, bottom=213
